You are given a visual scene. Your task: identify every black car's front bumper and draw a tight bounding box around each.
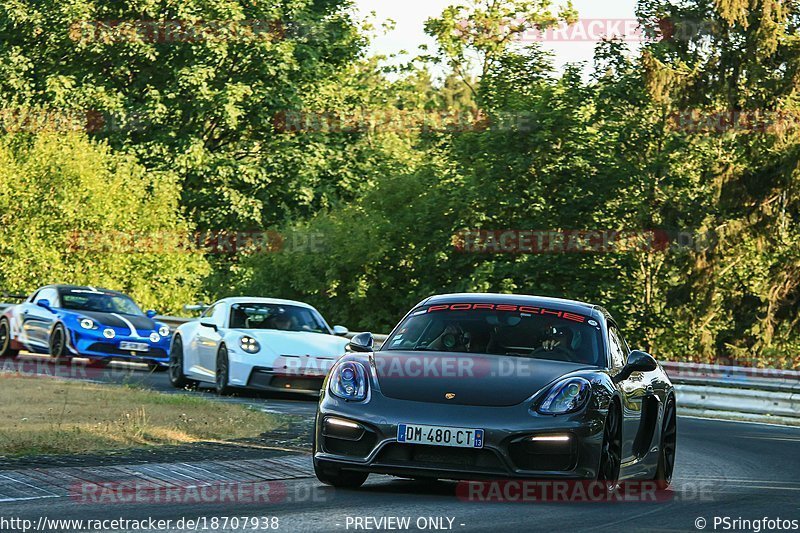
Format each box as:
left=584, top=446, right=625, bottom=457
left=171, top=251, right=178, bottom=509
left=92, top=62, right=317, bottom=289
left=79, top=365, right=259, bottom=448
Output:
left=314, top=392, right=606, bottom=481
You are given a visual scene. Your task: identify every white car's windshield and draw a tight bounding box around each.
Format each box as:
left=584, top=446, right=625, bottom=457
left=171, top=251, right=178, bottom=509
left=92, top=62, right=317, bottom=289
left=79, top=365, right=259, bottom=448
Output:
left=229, top=303, right=329, bottom=333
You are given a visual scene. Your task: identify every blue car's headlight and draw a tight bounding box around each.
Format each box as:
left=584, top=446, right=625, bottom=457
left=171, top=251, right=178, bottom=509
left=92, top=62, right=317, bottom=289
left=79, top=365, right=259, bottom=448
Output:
left=537, top=377, right=592, bottom=415
left=158, top=325, right=170, bottom=337
left=329, top=361, right=368, bottom=401
left=80, top=318, right=96, bottom=330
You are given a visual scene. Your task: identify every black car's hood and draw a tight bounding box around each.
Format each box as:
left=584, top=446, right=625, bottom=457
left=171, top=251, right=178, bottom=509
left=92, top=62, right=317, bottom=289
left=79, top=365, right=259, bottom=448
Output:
left=71, top=310, right=156, bottom=333
left=372, top=351, right=595, bottom=407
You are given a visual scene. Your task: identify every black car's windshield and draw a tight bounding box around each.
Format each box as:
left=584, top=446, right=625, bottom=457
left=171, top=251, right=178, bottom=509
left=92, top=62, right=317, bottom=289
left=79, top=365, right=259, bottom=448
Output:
left=59, top=289, right=143, bottom=315
left=229, top=303, right=329, bottom=333
left=383, top=303, right=604, bottom=365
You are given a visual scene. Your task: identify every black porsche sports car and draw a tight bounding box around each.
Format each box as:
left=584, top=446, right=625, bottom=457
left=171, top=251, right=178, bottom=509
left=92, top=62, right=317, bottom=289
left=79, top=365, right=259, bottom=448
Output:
left=313, top=293, right=676, bottom=490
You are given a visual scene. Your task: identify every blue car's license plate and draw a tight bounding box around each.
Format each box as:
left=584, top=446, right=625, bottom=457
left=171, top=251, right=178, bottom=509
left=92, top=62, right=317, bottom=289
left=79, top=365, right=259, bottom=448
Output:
left=119, top=341, right=149, bottom=352
left=397, top=423, right=484, bottom=448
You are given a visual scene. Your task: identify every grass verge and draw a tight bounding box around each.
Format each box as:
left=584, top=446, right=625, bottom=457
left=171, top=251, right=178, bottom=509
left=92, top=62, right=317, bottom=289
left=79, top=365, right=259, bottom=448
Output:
left=0, top=376, right=283, bottom=456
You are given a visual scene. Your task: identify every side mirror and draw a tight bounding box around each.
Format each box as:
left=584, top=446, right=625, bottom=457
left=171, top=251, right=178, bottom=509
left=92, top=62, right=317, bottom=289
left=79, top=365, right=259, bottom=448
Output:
left=200, top=321, right=218, bottom=332
left=332, top=325, right=349, bottom=336
left=613, top=350, right=658, bottom=383
left=347, top=332, right=374, bottom=352
left=37, top=299, right=52, bottom=310
left=146, top=310, right=157, bottom=318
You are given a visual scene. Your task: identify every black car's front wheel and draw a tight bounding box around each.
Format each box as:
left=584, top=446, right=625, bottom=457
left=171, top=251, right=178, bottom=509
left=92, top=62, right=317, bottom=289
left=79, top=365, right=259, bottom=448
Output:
left=49, top=323, right=71, bottom=361
left=654, top=396, right=677, bottom=488
left=0, top=318, right=19, bottom=358
left=314, top=460, right=368, bottom=489
left=597, top=403, right=622, bottom=492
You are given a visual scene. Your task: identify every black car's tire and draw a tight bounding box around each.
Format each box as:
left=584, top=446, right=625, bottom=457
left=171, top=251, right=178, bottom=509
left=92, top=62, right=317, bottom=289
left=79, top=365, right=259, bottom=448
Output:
left=597, top=402, right=622, bottom=493
left=49, top=323, right=71, bottom=360
left=169, top=336, right=197, bottom=389
left=314, top=461, right=368, bottom=489
left=0, top=318, right=19, bottom=358
left=215, top=344, right=235, bottom=396
left=654, top=396, right=677, bottom=488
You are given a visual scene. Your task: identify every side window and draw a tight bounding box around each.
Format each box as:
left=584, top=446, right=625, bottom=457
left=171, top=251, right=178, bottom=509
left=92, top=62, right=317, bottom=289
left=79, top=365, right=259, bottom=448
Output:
left=201, top=304, right=216, bottom=319
left=608, top=326, right=626, bottom=369
left=35, top=288, right=58, bottom=306
left=212, top=304, right=228, bottom=328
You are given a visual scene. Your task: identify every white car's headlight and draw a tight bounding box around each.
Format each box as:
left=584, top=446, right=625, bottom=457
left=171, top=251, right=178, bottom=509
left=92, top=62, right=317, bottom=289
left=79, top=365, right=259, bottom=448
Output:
left=240, top=335, right=260, bottom=353
left=537, top=377, right=592, bottom=415
left=329, top=361, right=368, bottom=401
left=158, top=325, right=170, bottom=337
left=80, top=318, right=95, bottom=330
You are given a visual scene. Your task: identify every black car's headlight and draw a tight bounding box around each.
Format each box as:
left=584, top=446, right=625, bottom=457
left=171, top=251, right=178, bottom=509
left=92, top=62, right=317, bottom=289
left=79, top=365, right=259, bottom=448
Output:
left=158, top=325, right=170, bottom=337
left=329, top=361, right=368, bottom=401
left=537, top=377, right=592, bottom=415
left=240, top=335, right=260, bottom=353
left=79, top=318, right=96, bottom=330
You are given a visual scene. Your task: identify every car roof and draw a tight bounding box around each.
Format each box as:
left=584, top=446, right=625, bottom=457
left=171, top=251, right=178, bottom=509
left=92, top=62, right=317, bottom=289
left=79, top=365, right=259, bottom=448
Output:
left=44, top=285, right=127, bottom=297
left=214, top=297, right=317, bottom=309
left=417, top=292, right=608, bottom=320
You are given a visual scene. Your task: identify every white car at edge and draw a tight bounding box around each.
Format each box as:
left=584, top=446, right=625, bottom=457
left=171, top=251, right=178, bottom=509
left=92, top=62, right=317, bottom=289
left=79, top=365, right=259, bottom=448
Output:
left=169, top=297, right=350, bottom=395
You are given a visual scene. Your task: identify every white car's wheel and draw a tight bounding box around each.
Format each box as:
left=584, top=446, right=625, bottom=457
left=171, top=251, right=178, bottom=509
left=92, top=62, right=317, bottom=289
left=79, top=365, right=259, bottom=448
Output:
left=169, top=336, right=197, bottom=389
left=215, top=344, right=236, bottom=396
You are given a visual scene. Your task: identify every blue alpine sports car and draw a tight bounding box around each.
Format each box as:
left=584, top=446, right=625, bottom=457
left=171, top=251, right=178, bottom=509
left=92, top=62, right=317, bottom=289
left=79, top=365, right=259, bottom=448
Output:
left=0, top=285, right=172, bottom=368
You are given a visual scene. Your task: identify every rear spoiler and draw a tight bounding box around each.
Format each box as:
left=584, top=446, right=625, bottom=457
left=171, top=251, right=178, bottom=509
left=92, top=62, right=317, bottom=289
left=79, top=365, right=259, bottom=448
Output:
left=183, top=304, right=210, bottom=313
left=1, top=292, right=27, bottom=301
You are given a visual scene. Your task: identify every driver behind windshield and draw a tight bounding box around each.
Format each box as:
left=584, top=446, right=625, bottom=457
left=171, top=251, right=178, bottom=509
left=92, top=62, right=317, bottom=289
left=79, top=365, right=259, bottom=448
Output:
left=267, top=311, right=294, bottom=331
left=428, top=323, right=471, bottom=352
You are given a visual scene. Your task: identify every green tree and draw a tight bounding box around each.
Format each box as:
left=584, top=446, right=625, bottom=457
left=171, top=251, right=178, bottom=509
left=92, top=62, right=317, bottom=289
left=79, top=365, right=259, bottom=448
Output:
left=0, top=0, right=368, bottom=229
left=0, top=132, right=208, bottom=313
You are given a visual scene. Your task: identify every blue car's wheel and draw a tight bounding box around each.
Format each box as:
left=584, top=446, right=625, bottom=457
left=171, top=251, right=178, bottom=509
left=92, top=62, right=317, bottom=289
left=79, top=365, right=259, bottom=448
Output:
left=0, top=318, right=19, bottom=358
left=49, top=323, right=71, bottom=361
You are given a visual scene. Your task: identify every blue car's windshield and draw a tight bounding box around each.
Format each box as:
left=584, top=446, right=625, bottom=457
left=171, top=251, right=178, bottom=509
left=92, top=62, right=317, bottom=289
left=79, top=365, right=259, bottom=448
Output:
left=383, top=304, right=604, bottom=366
left=58, top=289, right=143, bottom=316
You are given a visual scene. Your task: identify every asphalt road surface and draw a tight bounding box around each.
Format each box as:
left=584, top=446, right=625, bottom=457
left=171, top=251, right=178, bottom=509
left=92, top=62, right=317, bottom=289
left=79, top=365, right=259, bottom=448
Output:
left=2, top=355, right=799, bottom=532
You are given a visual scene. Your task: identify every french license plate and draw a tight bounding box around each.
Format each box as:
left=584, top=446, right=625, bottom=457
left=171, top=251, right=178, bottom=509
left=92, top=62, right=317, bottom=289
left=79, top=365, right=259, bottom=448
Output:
left=119, top=341, right=149, bottom=352
left=397, top=423, right=484, bottom=449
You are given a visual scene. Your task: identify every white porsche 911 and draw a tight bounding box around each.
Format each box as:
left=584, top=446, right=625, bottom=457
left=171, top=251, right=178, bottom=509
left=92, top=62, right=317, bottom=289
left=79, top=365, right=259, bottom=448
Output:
left=169, top=297, right=350, bottom=395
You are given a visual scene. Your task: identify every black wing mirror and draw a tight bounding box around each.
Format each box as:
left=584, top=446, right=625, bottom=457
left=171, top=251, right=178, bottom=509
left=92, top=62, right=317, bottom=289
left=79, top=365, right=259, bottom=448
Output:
left=613, top=350, right=658, bottom=383
left=347, top=332, right=374, bottom=352
left=200, top=321, right=218, bottom=331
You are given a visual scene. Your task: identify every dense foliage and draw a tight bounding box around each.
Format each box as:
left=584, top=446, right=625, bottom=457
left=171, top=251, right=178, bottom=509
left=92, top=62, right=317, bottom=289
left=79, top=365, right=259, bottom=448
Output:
left=0, top=0, right=797, bottom=367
